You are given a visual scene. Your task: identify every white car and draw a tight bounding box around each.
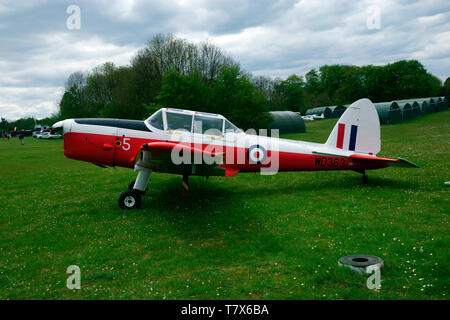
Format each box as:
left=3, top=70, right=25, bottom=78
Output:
left=37, top=131, right=62, bottom=139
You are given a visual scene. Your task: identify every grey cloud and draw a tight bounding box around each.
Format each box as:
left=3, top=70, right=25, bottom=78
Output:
left=0, top=0, right=449, bottom=120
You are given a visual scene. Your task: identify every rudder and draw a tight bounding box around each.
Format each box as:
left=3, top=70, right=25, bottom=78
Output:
left=325, top=98, right=380, bottom=155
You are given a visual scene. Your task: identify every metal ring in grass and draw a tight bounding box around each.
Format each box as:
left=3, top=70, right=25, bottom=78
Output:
left=338, top=254, right=384, bottom=274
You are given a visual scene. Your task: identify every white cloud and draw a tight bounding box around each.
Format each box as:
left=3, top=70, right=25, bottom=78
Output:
left=0, top=86, right=64, bottom=120
left=0, top=31, right=138, bottom=120
left=0, top=0, right=449, bottom=120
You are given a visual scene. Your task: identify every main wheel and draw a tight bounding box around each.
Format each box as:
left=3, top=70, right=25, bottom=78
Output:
left=119, top=190, right=142, bottom=209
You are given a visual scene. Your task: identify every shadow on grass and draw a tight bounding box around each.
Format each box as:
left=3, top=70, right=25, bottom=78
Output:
left=136, top=171, right=417, bottom=247
left=143, top=171, right=419, bottom=211
left=143, top=177, right=284, bottom=257
left=349, top=172, right=421, bottom=189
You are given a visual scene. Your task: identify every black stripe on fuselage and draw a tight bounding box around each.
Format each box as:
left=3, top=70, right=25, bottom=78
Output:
left=74, top=119, right=152, bottom=132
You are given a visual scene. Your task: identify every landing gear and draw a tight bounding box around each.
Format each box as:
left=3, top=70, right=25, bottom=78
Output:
left=119, top=164, right=151, bottom=209
left=119, top=190, right=142, bottom=209
left=128, top=180, right=146, bottom=194
left=362, top=171, right=368, bottom=183
left=354, top=169, right=368, bottom=183
left=182, top=174, right=189, bottom=196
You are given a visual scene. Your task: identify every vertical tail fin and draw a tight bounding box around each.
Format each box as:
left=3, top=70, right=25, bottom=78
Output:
left=325, top=98, right=380, bottom=155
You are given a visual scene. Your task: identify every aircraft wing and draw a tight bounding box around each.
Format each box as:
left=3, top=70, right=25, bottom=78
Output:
left=134, top=142, right=240, bottom=177
left=349, top=154, right=420, bottom=168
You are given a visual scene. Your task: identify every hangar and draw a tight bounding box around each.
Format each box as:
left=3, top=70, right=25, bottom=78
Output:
left=304, top=96, right=447, bottom=125
left=414, top=98, right=429, bottom=114
left=398, top=102, right=414, bottom=121
left=410, top=101, right=422, bottom=118
left=430, top=97, right=446, bottom=112
left=428, top=98, right=438, bottom=113
left=374, top=102, right=402, bottom=124
left=331, top=105, right=347, bottom=118
left=305, top=106, right=333, bottom=118
left=269, top=111, right=306, bottom=134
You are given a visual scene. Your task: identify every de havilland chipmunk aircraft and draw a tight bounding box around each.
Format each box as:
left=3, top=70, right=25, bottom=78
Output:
left=52, top=98, right=418, bottom=209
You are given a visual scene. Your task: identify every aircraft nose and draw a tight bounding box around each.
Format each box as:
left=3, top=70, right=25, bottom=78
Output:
left=52, top=120, right=65, bottom=132
left=52, top=119, right=72, bottom=134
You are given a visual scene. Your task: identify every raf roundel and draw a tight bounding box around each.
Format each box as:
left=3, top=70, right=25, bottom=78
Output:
left=247, top=144, right=267, bottom=164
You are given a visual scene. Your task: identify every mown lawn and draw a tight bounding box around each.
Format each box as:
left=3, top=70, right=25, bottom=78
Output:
left=0, top=111, right=448, bottom=299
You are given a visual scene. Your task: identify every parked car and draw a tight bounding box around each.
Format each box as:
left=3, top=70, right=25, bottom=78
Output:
left=32, top=125, right=42, bottom=137
left=35, top=131, right=45, bottom=139
left=37, top=132, right=62, bottom=139
left=33, top=126, right=51, bottom=138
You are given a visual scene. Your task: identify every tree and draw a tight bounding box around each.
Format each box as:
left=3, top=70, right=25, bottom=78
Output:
left=212, top=66, right=271, bottom=129
left=273, top=74, right=306, bottom=113
left=443, top=77, right=450, bottom=101
left=0, top=117, right=11, bottom=131
left=59, top=86, right=81, bottom=119
left=305, top=69, right=321, bottom=94
left=156, top=71, right=212, bottom=111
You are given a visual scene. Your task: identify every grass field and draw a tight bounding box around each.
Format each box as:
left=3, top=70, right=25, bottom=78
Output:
left=0, top=111, right=449, bottom=299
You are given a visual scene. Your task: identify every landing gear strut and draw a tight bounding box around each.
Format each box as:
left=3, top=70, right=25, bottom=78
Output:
left=362, top=170, right=368, bottom=183
left=182, top=174, right=189, bottom=196
left=118, top=164, right=151, bottom=209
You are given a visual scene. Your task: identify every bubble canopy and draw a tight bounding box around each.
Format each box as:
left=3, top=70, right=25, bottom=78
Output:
left=146, top=108, right=242, bottom=135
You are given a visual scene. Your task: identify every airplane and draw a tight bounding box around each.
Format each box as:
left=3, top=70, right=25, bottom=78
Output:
left=52, top=98, right=419, bottom=209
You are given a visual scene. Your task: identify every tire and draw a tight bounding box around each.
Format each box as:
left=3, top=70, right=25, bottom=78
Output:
left=118, top=190, right=141, bottom=210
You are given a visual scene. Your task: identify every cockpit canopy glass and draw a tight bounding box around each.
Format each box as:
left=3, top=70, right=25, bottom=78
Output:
left=166, top=111, right=193, bottom=132
left=148, top=110, right=164, bottom=130
left=147, top=109, right=241, bottom=134
left=224, top=119, right=240, bottom=133
left=193, top=115, right=223, bottom=136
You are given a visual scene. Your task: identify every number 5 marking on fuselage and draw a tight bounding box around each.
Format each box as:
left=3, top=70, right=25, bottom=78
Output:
left=123, top=138, right=131, bottom=151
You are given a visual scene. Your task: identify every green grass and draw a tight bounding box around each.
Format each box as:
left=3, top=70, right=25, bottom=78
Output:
left=0, top=111, right=449, bottom=299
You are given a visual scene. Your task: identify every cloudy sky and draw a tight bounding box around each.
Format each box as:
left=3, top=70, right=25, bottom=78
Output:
left=0, top=0, right=449, bottom=120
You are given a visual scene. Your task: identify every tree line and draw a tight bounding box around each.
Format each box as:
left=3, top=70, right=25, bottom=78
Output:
left=1, top=33, right=449, bottom=132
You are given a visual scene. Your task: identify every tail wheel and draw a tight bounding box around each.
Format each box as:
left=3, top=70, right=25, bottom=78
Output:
left=119, top=190, right=141, bottom=210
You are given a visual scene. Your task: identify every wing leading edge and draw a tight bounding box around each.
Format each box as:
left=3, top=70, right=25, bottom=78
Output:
left=135, top=142, right=240, bottom=177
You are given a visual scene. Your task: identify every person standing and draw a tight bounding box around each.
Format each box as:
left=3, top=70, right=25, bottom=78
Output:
left=18, top=133, right=24, bottom=145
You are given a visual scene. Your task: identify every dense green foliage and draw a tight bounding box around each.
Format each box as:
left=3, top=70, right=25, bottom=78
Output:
left=1, top=111, right=448, bottom=299
left=156, top=67, right=271, bottom=129
left=255, top=60, right=444, bottom=112
left=1, top=34, right=446, bottom=131
left=443, top=77, right=450, bottom=102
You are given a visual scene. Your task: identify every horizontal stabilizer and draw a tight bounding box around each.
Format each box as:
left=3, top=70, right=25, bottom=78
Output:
left=349, top=154, right=420, bottom=168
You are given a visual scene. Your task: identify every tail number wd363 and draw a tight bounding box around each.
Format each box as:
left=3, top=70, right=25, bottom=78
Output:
left=314, top=156, right=345, bottom=168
